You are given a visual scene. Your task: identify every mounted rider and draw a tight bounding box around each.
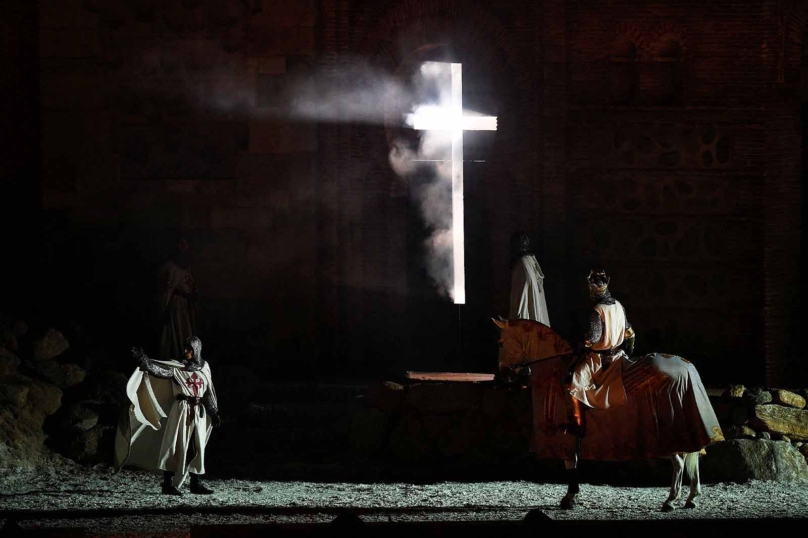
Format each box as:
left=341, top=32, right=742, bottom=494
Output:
left=562, top=269, right=636, bottom=437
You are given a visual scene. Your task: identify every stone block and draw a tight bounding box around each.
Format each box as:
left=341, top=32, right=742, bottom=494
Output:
left=248, top=56, right=287, bottom=75
left=723, top=384, right=746, bottom=398
left=363, top=382, right=405, bottom=413
left=211, top=206, right=272, bottom=230
left=387, top=413, right=432, bottom=463
left=33, top=328, right=70, bottom=362
left=405, top=383, right=482, bottom=415
left=348, top=407, right=389, bottom=455
left=65, top=427, right=101, bottom=463
left=246, top=27, right=315, bottom=56
left=40, top=65, right=107, bottom=109
left=39, top=29, right=97, bottom=57
left=749, top=404, right=808, bottom=441
left=0, top=384, right=29, bottom=409
left=120, top=123, right=238, bottom=179
left=26, top=379, right=63, bottom=417
left=33, top=360, right=86, bottom=389
left=481, top=386, right=513, bottom=418
left=771, top=389, right=806, bottom=409
left=723, top=424, right=756, bottom=439
left=40, top=0, right=85, bottom=28
left=702, top=439, right=808, bottom=483
left=729, top=401, right=750, bottom=426
left=248, top=120, right=317, bottom=153
left=0, top=348, right=20, bottom=378
left=744, top=387, right=773, bottom=405
left=85, top=370, right=129, bottom=407
left=250, top=0, right=317, bottom=27
left=53, top=403, right=99, bottom=432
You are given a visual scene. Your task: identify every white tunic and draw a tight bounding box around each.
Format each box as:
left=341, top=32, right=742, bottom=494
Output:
left=592, top=302, right=626, bottom=350
left=157, top=363, right=213, bottom=476
left=509, top=255, right=550, bottom=326
left=114, top=360, right=216, bottom=487
left=569, top=300, right=629, bottom=410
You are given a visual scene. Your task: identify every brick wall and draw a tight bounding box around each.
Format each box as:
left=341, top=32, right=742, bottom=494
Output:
left=36, top=0, right=319, bottom=371
left=29, top=0, right=805, bottom=384
left=2, top=1, right=40, bottom=313
left=319, top=0, right=543, bottom=373
left=561, top=0, right=804, bottom=386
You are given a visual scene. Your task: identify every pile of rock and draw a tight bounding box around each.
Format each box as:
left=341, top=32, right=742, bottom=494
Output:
left=0, top=314, right=128, bottom=468
left=701, top=385, right=808, bottom=483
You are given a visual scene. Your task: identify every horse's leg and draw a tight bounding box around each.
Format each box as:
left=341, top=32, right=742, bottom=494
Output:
left=560, top=437, right=581, bottom=510
left=662, top=453, right=685, bottom=512
left=684, top=452, right=702, bottom=508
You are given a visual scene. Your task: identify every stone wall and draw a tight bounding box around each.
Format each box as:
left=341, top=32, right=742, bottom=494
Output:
left=37, top=0, right=319, bottom=375
left=25, top=0, right=807, bottom=384
left=702, top=385, right=808, bottom=483
left=348, top=381, right=544, bottom=480
left=349, top=380, right=808, bottom=484
left=561, top=1, right=805, bottom=388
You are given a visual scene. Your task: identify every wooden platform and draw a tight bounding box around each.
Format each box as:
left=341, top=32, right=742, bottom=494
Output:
left=404, top=371, right=496, bottom=382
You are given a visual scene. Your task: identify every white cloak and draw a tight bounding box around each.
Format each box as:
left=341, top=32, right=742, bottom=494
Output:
left=509, top=255, right=550, bottom=326
left=114, top=359, right=216, bottom=487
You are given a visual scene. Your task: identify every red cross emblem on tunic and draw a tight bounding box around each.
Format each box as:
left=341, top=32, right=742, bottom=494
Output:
left=186, top=373, right=203, bottom=397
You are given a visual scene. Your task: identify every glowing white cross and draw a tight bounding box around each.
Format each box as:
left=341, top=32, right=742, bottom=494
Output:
left=406, top=63, right=497, bottom=304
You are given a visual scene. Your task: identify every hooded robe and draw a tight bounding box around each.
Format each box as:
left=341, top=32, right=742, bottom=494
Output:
left=158, top=260, right=197, bottom=362
left=509, top=254, right=550, bottom=326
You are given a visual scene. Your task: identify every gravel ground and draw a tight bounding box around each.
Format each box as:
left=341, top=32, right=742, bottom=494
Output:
left=1, top=461, right=807, bottom=536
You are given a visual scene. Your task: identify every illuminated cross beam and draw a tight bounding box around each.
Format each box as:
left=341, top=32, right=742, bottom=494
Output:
left=406, top=63, right=497, bottom=304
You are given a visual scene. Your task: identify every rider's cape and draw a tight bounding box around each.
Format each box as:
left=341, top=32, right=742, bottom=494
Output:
left=113, top=360, right=216, bottom=487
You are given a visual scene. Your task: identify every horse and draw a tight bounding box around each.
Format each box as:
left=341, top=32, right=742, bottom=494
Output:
left=492, top=318, right=725, bottom=512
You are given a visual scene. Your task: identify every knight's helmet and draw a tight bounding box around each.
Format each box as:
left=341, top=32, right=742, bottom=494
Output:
left=184, top=336, right=203, bottom=369
left=587, top=268, right=610, bottom=300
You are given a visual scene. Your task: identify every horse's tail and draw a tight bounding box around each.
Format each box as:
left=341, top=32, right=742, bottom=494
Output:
left=684, top=451, right=700, bottom=481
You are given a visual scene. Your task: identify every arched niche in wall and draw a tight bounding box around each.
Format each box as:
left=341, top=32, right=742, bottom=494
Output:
left=609, top=35, right=639, bottom=105
left=642, top=27, right=685, bottom=105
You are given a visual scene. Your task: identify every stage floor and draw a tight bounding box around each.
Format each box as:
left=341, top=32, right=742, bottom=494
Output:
left=1, top=463, right=807, bottom=537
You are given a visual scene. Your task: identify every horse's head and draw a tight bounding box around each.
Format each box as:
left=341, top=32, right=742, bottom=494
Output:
left=492, top=318, right=574, bottom=384
left=493, top=319, right=531, bottom=382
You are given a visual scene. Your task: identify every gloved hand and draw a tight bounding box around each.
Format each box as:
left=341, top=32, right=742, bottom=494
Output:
left=210, top=413, right=222, bottom=428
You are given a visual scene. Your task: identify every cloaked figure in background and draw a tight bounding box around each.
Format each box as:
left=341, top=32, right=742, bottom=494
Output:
left=157, top=237, right=198, bottom=362
left=508, top=232, right=550, bottom=326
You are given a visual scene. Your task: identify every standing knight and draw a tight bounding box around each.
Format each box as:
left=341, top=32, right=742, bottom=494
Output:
left=114, top=336, right=220, bottom=495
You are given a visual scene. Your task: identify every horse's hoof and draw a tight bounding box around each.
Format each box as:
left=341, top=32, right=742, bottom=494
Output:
left=661, top=502, right=675, bottom=513
left=684, top=500, right=697, bottom=509
left=560, top=494, right=577, bottom=510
